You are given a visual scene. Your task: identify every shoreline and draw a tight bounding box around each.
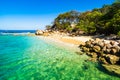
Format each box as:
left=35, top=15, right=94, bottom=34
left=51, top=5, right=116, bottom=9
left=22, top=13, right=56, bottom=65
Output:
left=37, top=34, right=92, bottom=52
left=35, top=33, right=120, bottom=77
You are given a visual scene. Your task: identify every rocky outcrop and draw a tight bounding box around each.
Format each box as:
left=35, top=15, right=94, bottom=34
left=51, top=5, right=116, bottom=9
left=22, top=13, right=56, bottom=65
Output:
left=35, top=30, right=44, bottom=35
left=35, top=30, right=50, bottom=36
left=79, top=38, right=120, bottom=76
left=79, top=38, right=120, bottom=64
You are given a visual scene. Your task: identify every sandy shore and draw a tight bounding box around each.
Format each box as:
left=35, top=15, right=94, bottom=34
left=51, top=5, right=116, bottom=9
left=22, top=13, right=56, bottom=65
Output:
left=38, top=34, right=92, bottom=52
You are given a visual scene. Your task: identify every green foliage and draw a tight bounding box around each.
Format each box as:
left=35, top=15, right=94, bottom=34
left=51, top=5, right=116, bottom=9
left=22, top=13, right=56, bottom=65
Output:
left=53, top=11, right=80, bottom=31
left=117, top=31, right=120, bottom=37
left=48, top=2, right=120, bottom=35
left=46, top=25, right=51, bottom=30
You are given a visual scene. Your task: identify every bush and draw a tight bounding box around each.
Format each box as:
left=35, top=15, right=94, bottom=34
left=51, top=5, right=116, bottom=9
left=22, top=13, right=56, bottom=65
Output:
left=117, top=31, right=120, bottom=37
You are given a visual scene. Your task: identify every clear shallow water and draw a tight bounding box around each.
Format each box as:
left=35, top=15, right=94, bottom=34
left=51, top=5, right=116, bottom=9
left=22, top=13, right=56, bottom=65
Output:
left=0, top=35, right=119, bottom=80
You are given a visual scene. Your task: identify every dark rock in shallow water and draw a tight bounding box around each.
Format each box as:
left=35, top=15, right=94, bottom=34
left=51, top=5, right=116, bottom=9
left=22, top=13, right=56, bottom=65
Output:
left=75, top=52, right=84, bottom=55
left=102, top=64, right=120, bottom=77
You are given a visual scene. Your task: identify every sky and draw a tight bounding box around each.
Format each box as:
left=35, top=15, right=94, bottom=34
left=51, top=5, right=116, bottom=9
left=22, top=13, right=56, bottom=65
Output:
left=0, top=0, right=114, bottom=30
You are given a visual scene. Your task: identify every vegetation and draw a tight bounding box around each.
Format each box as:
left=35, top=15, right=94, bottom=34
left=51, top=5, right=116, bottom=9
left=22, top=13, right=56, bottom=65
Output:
left=46, top=1, right=120, bottom=35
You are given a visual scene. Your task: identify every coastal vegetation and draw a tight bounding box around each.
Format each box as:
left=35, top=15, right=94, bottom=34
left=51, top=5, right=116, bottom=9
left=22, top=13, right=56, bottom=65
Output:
left=46, top=1, right=120, bottom=35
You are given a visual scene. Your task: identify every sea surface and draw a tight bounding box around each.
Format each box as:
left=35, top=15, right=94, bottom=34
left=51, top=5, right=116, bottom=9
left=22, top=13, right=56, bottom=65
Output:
left=0, top=30, right=36, bottom=33
left=0, top=34, right=120, bottom=80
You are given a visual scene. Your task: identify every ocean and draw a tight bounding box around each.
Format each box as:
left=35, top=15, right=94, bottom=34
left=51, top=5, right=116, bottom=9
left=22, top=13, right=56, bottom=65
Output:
left=0, top=31, right=119, bottom=80
left=0, top=30, right=36, bottom=33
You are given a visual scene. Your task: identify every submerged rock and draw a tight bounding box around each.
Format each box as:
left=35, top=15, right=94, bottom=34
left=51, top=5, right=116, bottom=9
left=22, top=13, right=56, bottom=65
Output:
left=102, top=64, right=120, bottom=76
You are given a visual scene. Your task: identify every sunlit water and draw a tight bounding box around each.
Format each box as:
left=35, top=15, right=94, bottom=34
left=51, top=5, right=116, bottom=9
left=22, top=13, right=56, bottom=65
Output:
left=0, top=35, right=119, bottom=80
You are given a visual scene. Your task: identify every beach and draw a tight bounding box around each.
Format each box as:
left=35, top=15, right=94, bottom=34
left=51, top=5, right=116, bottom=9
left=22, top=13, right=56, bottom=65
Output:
left=38, top=33, right=92, bottom=52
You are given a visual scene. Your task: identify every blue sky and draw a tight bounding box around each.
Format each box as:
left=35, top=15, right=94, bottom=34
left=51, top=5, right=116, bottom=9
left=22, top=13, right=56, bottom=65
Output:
left=0, top=0, right=114, bottom=30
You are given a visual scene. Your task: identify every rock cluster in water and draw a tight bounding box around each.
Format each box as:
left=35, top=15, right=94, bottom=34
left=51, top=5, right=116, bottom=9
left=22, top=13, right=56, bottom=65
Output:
left=79, top=38, right=120, bottom=76
left=35, top=29, right=51, bottom=36
left=35, top=30, right=69, bottom=36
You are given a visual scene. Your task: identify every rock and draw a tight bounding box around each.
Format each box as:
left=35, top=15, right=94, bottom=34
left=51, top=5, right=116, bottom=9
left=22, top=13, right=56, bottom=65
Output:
left=111, top=48, right=117, bottom=54
left=76, top=52, right=84, bottom=55
left=93, top=45, right=101, bottom=52
left=106, top=54, right=120, bottom=64
left=82, top=47, right=89, bottom=52
left=102, top=46, right=107, bottom=52
left=106, top=43, right=112, bottom=49
left=110, top=41, right=115, bottom=45
left=113, top=46, right=120, bottom=52
left=98, top=41, right=104, bottom=48
left=91, top=52, right=98, bottom=58
left=85, top=41, right=92, bottom=48
left=102, top=64, right=120, bottom=77
left=95, top=38, right=101, bottom=42
left=79, top=38, right=120, bottom=65
left=43, top=32, right=50, bottom=36
left=87, top=58, right=97, bottom=62
left=86, top=52, right=91, bottom=56
left=99, top=57, right=108, bottom=64
left=35, top=30, right=44, bottom=35
left=106, top=49, right=111, bottom=54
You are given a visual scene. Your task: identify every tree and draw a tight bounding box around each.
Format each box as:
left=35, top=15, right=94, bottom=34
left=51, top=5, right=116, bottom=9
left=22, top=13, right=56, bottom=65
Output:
left=46, top=2, right=120, bottom=35
left=46, top=25, right=51, bottom=30
left=51, top=11, right=80, bottom=31
left=115, top=0, right=120, bottom=3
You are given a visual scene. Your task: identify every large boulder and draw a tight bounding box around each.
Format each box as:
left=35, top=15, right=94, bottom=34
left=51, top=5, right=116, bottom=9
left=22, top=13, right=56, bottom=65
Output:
left=85, top=41, right=92, bottom=48
left=35, top=30, right=44, bottom=35
left=82, top=47, right=90, bottom=52
left=98, top=41, right=105, bottom=48
left=105, top=54, right=120, bottom=65
left=111, top=48, right=117, bottom=54
left=93, top=45, right=101, bottom=52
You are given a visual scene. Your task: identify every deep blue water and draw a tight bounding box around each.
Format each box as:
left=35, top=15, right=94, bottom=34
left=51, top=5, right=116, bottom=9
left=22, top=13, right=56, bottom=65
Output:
left=0, top=35, right=120, bottom=80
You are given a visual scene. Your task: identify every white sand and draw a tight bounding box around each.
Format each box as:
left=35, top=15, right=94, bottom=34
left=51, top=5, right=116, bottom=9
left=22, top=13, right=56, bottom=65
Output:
left=37, top=34, right=92, bottom=52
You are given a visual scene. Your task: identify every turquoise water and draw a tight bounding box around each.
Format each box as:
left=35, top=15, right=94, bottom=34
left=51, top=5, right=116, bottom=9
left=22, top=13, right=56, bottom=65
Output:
left=0, top=35, right=119, bottom=80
